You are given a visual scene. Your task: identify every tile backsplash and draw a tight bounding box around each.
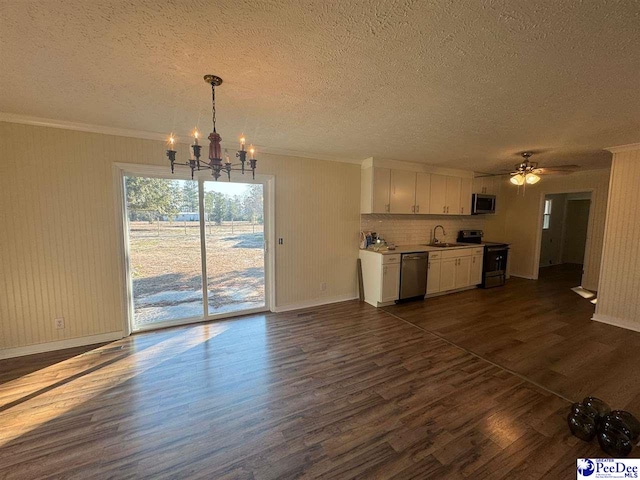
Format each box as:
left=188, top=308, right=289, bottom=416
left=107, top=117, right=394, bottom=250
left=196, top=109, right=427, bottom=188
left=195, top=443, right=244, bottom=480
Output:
left=361, top=214, right=485, bottom=245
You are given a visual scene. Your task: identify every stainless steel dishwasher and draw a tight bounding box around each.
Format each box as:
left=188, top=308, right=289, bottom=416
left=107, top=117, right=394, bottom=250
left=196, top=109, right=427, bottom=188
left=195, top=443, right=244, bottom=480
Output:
left=399, top=252, right=429, bottom=301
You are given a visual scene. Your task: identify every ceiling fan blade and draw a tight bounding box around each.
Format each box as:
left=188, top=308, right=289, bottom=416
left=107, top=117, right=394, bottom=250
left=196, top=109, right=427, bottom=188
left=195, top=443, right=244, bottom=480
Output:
left=537, top=165, right=581, bottom=173
left=475, top=172, right=511, bottom=177
left=540, top=165, right=580, bottom=171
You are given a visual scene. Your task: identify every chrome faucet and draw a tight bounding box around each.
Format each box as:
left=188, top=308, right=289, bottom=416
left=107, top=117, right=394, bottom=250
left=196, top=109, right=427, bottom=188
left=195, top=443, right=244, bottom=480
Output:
left=433, top=225, right=446, bottom=244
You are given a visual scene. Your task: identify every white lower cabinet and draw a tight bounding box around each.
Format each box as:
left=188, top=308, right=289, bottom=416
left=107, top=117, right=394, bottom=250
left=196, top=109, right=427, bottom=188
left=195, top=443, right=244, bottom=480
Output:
left=471, top=253, right=483, bottom=285
left=427, top=247, right=484, bottom=295
left=381, top=262, right=401, bottom=303
left=439, top=258, right=457, bottom=291
left=426, top=252, right=442, bottom=295
left=360, top=247, right=484, bottom=307
left=359, top=250, right=401, bottom=307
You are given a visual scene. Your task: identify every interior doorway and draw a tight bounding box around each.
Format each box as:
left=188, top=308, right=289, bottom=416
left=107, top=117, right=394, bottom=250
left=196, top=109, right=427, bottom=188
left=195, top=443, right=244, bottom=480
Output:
left=538, top=191, right=592, bottom=278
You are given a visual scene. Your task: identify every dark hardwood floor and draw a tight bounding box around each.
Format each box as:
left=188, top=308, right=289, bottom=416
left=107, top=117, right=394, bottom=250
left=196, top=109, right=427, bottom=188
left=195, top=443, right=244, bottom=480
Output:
left=1, top=268, right=639, bottom=479
left=385, top=264, right=640, bottom=413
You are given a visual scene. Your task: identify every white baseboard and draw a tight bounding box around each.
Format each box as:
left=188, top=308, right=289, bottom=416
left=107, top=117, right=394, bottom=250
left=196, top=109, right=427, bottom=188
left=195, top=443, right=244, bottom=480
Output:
left=509, top=274, right=537, bottom=280
left=425, top=286, right=477, bottom=299
left=592, top=314, right=640, bottom=333
left=273, top=295, right=358, bottom=313
left=0, top=331, right=125, bottom=360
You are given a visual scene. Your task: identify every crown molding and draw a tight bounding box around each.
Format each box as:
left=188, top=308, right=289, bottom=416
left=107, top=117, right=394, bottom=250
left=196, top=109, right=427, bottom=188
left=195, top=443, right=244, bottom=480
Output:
left=605, top=142, right=640, bottom=154
left=0, top=112, right=364, bottom=165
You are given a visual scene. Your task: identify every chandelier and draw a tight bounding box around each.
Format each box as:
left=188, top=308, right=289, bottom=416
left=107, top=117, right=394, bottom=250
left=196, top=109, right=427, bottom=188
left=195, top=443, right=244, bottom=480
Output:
left=165, top=75, right=257, bottom=181
left=509, top=152, right=540, bottom=186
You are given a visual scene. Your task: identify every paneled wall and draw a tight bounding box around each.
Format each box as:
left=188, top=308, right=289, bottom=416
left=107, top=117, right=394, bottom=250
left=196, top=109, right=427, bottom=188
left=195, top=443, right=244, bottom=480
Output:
left=483, top=169, right=610, bottom=291
left=0, top=122, right=361, bottom=351
left=595, top=146, right=640, bottom=331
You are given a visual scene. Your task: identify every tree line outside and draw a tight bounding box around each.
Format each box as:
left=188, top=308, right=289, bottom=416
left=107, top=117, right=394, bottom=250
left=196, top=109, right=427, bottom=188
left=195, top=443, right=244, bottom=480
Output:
left=125, top=177, right=263, bottom=225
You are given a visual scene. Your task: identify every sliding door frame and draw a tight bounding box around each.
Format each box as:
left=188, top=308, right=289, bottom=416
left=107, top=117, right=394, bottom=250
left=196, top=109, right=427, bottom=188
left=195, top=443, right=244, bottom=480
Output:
left=113, top=162, right=275, bottom=336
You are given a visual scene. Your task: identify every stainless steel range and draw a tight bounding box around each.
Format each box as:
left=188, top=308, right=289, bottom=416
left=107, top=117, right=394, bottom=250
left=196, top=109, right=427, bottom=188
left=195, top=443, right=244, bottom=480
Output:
left=457, top=230, right=510, bottom=288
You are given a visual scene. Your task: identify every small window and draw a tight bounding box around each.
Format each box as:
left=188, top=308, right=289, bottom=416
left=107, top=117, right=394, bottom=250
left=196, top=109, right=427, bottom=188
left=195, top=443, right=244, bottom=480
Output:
left=543, top=199, right=552, bottom=229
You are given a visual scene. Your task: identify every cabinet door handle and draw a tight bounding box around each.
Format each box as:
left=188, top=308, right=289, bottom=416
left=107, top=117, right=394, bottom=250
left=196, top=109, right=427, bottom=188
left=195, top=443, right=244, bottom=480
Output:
left=416, top=205, right=419, bottom=213
left=411, top=205, right=415, bottom=213
left=443, top=206, right=446, bottom=213
left=461, top=207, right=464, bottom=214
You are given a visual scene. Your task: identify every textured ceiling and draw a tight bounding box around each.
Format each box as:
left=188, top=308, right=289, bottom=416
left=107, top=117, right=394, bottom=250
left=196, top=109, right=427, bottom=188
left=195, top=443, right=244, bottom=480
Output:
left=1, top=0, right=639, bottom=172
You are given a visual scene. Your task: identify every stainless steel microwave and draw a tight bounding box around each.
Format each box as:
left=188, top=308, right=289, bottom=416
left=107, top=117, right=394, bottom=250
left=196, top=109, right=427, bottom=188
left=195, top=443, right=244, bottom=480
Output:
left=472, top=194, right=496, bottom=214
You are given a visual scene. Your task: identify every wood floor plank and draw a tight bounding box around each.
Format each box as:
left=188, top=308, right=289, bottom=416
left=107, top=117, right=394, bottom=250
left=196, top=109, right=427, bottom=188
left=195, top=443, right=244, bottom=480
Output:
left=2, top=267, right=640, bottom=479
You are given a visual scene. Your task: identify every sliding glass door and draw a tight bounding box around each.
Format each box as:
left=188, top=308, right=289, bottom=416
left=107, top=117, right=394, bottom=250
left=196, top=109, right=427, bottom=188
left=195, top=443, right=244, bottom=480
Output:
left=203, top=181, right=265, bottom=316
left=123, top=173, right=268, bottom=331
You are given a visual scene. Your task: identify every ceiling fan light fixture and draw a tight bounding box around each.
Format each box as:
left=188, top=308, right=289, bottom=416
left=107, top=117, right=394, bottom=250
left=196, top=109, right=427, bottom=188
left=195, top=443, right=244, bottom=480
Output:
left=525, top=173, right=540, bottom=184
left=510, top=174, right=525, bottom=186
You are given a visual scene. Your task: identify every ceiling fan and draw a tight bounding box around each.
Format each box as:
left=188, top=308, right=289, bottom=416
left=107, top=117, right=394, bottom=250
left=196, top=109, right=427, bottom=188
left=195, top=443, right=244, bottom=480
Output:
left=484, top=152, right=580, bottom=186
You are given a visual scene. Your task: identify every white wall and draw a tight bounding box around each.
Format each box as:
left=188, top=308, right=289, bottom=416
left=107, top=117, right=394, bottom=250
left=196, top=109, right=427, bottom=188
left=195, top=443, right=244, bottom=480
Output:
left=594, top=145, right=640, bottom=332
left=0, top=122, right=361, bottom=353
left=483, top=169, right=610, bottom=290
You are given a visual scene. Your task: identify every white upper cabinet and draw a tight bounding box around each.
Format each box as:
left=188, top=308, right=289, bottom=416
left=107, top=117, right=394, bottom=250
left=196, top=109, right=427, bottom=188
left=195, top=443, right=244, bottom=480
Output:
left=459, top=177, right=473, bottom=215
left=473, top=176, right=501, bottom=196
left=429, top=174, right=448, bottom=214
left=390, top=170, right=417, bottom=214
left=361, top=160, right=473, bottom=215
left=445, top=176, right=461, bottom=215
left=361, top=167, right=391, bottom=213
left=414, top=173, right=431, bottom=214
left=372, top=167, right=391, bottom=213
left=430, top=174, right=466, bottom=215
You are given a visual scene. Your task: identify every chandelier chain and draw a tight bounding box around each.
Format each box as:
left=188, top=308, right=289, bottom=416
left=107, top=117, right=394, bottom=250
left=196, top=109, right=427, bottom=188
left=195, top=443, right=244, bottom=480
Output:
left=211, top=83, right=217, bottom=133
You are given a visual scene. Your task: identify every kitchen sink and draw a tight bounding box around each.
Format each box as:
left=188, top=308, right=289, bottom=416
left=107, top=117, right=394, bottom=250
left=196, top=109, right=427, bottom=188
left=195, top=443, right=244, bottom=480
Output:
left=424, top=243, right=466, bottom=248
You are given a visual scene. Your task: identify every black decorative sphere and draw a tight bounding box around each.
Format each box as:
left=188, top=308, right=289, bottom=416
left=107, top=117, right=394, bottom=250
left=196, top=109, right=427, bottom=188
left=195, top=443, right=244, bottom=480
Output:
left=610, top=410, right=640, bottom=441
left=571, top=402, right=599, bottom=422
left=597, top=423, right=633, bottom=458
left=583, top=396, right=611, bottom=420
left=599, top=415, right=634, bottom=439
left=568, top=411, right=597, bottom=442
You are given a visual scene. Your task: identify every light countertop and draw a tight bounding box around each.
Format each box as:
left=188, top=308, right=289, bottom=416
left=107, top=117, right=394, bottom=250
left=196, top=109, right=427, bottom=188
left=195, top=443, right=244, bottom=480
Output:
left=360, top=243, right=480, bottom=255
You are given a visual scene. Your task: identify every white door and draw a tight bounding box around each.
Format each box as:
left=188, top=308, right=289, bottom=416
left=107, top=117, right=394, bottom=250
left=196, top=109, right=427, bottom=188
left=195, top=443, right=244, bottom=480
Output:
left=427, top=259, right=441, bottom=294
left=381, top=263, right=400, bottom=302
left=390, top=170, right=416, bottom=213
left=430, top=174, right=448, bottom=214
left=459, top=177, right=473, bottom=215
left=470, top=254, right=483, bottom=285
left=415, top=173, right=431, bottom=214
left=372, top=167, right=391, bottom=213
left=439, top=258, right=457, bottom=291
left=455, top=256, right=472, bottom=288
